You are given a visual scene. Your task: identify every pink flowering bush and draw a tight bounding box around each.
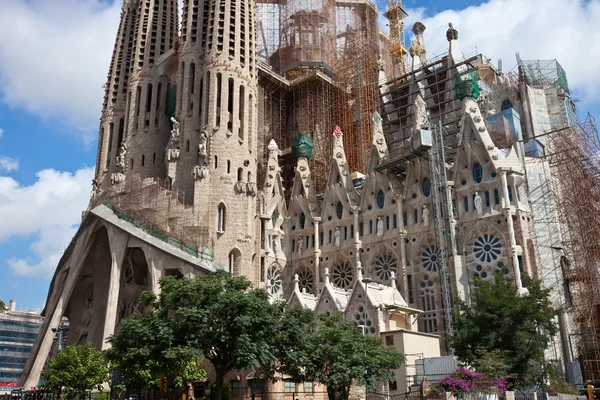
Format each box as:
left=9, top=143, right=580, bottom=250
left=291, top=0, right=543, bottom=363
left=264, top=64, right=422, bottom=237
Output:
left=431, top=367, right=509, bottom=397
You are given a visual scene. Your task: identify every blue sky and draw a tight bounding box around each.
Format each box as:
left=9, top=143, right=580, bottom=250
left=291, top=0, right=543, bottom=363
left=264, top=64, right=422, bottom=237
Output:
left=0, top=0, right=599, bottom=311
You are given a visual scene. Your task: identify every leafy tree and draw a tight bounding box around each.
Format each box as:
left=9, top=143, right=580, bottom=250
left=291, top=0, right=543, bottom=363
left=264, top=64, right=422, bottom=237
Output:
left=106, top=295, right=206, bottom=392
left=287, top=313, right=405, bottom=400
left=41, top=343, right=109, bottom=399
left=451, top=275, right=558, bottom=388
left=0, top=299, right=5, bottom=311
left=140, top=272, right=285, bottom=400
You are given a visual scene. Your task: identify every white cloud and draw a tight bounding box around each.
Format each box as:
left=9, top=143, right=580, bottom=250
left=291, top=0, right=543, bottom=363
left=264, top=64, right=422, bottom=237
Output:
left=400, top=0, right=600, bottom=108
left=1, top=167, right=94, bottom=278
left=0, top=156, right=18, bottom=172
left=0, top=128, right=4, bottom=138
left=0, top=0, right=121, bottom=142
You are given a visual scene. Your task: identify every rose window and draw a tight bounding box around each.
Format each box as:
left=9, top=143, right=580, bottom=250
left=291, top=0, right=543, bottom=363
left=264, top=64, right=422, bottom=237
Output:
left=297, top=269, right=314, bottom=292
left=266, top=266, right=282, bottom=294
left=474, top=234, right=502, bottom=263
left=374, top=254, right=398, bottom=280
left=332, top=262, right=354, bottom=289
left=421, top=245, right=440, bottom=272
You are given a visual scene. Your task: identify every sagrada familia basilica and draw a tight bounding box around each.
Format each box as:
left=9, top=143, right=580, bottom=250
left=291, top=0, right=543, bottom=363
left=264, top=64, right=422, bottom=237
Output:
left=21, top=0, right=597, bottom=394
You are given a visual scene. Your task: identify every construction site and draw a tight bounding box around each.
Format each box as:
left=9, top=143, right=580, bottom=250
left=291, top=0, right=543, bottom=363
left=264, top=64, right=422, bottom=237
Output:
left=20, top=0, right=600, bottom=392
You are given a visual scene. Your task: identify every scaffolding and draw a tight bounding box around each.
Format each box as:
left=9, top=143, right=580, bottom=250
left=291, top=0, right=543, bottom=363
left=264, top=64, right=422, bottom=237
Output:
left=546, top=113, right=600, bottom=381
left=92, top=174, right=213, bottom=261
left=520, top=59, right=570, bottom=95
left=255, top=0, right=383, bottom=191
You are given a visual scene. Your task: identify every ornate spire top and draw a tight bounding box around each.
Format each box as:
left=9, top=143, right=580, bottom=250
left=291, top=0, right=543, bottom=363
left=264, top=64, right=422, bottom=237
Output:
left=268, top=139, right=279, bottom=152
left=412, top=21, right=426, bottom=36
left=324, top=268, right=331, bottom=286
left=446, top=22, right=459, bottom=42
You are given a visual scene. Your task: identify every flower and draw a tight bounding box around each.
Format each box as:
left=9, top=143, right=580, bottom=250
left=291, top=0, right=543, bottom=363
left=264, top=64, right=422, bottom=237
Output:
left=431, top=367, right=509, bottom=396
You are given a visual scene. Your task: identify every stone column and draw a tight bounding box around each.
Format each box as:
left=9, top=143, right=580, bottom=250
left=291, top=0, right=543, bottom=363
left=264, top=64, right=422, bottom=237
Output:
left=395, top=194, right=408, bottom=297
left=352, top=206, right=363, bottom=280
left=500, top=170, right=528, bottom=295
left=314, top=217, right=322, bottom=293
left=101, top=226, right=129, bottom=349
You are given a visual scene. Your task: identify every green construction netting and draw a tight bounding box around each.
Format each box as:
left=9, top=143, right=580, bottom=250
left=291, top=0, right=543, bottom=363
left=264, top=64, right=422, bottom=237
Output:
left=520, top=59, right=570, bottom=94
left=454, top=68, right=481, bottom=101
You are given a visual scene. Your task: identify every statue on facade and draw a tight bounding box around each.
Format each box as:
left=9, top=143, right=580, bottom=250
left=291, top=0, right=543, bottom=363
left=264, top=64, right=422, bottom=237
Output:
left=474, top=192, right=483, bottom=216
left=422, top=204, right=430, bottom=227
left=377, top=217, right=384, bottom=239
left=198, top=131, right=208, bottom=166
left=90, top=179, right=99, bottom=198
left=170, top=117, right=181, bottom=141
left=297, top=236, right=303, bottom=255
left=334, top=227, right=341, bottom=248
left=273, top=234, right=281, bottom=257
left=116, top=142, right=127, bottom=171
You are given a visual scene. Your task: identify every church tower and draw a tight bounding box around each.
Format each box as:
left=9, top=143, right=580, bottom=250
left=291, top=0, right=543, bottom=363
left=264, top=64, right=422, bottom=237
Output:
left=171, top=0, right=259, bottom=279
left=95, top=0, right=179, bottom=187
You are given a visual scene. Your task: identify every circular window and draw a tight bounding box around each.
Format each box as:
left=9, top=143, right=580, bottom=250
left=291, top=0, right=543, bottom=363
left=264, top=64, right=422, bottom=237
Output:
left=332, top=262, right=355, bottom=289
left=297, top=269, right=314, bottom=292
left=422, top=178, right=431, bottom=197
left=336, top=202, right=343, bottom=219
left=421, top=246, right=440, bottom=272
left=376, top=190, right=385, bottom=209
left=473, top=163, right=483, bottom=183
left=474, top=234, right=502, bottom=263
left=374, top=254, right=398, bottom=280
left=266, top=266, right=282, bottom=294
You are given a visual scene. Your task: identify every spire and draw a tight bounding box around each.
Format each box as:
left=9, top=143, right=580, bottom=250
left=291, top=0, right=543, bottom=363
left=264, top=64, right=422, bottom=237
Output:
left=324, top=268, right=331, bottom=287
left=447, top=22, right=465, bottom=68
left=268, top=139, right=279, bottom=152
left=294, top=274, right=300, bottom=292
left=409, top=22, right=427, bottom=68
left=390, top=271, right=397, bottom=288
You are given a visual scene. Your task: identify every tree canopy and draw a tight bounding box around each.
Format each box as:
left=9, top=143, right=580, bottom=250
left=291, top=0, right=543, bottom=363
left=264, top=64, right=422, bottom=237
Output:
left=0, top=299, right=5, bottom=310
left=41, top=343, right=109, bottom=398
left=451, top=275, right=558, bottom=388
left=275, top=313, right=405, bottom=400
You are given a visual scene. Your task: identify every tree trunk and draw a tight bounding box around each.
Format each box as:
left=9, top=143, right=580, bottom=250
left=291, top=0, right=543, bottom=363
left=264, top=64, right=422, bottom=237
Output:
left=215, top=370, right=224, bottom=400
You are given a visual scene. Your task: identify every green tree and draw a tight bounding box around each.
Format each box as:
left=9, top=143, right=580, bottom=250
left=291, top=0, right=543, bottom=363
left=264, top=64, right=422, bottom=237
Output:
left=451, top=275, right=558, bottom=388
left=139, top=272, right=285, bottom=400
left=106, top=296, right=206, bottom=392
left=41, top=343, right=109, bottom=399
left=0, top=299, right=5, bottom=311
left=291, top=313, right=405, bottom=400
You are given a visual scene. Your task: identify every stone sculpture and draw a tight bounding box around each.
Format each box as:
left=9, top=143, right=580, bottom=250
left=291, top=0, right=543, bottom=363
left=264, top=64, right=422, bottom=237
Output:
left=474, top=192, right=483, bottom=216
left=334, top=227, right=341, bottom=248
left=422, top=204, right=430, bottom=227
left=377, top=217, right=384, bottom=239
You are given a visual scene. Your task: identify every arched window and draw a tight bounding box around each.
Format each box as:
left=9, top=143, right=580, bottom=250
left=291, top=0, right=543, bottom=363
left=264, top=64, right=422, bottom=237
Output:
left=464, top=197, right=469, bottom=212
left=227, top=160, right=231, bottom=174
left=228, top=249, right=241, bottom=275
left=376, top=190, right=385, bottom=209
left=237, top=168, right=243, bottom=182
left=299, top=212, right=306, bottom=229
left=501, top=99, right=513, bottom=111
left=473, top=163, right=483, bottom=183
left=422, top=178, right=431, bottom=197
left=217, top=203, right=226, bottom=232
left=214, top=156, right=218, bottom=169
left=494, top=189, right=500, bottom=205
left=336, top=202, right=343, bottom=219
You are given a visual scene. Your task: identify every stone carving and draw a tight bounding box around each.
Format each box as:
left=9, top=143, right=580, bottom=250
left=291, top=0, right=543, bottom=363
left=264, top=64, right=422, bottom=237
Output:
left=246, top=182, right=256, bottom=196
left=116, top=142, right=127, bottom=172
left=409, top=40, right=425, bottom=57
left=413, top=94, right=428, bottom=131
left=446, top=22, right=459, bottom=42
left=422, top=204, right=430, bottom=227
left=334, top=227, right=341, bottom=248
left=170, top=117, right=181, bottom=141
left=198, top=131, right=208, bottom=166
left=75, top=285, right=94, bottom=344
left=167, top=148, right=180, bottom=161
left=90, top=179, right=99, bottom=198
left=297, top=236, right=303, bottom=255
left=111, top=172, right=126, bottom=185
left=192, top=165, right=209, bottom=181
left=474, top=192, right=483, bottom=216
left=376, top=55, right=385, bottom=72
left=377, top=217, right=384, bottom=239
left=272, top=234, right=281, bottom=257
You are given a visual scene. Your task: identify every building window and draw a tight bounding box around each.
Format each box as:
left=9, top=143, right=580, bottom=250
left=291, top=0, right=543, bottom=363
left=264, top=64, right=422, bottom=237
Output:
left=464, top=197, right=469, bottom=212
left=393, top=215, right=397, bottom=229
left=359, top=222, right=364, bottom=237
left=227, top=160, right=231, bottom=174
left=473, top=163, right=483, bottom=183
left=304, top=382, right=313, bottom=394
left=230, top=381, right=240, bottom=396
left=336, top=202, right=343, bottom=219
left=508, top=186, right=513, bottom=202
left=494, top=189, right=500, bottom=205
left=344, top=226, right=348, bottom=240
left=217, top=203, right=226, bottom=232
left=299, top=212, right=306, bottom=229
left=413, top=209, right=418, bottom=224
left=407, top=274, right=414, bottom=303
left=237, top=168, right=243, bottom=182
left=385, top=335, right=394, bottom=346
left=141, top=154, right=145, bottom=166
left=214, top=155, right=218, bottom=169
left=250, top=379, right=264, bottom=395
left=422, top=177, right=431, bottom=197
left=485, top=191, right=490, bottom=207
left=390, top=381, right=398, bottom=391
left=386, top=216, right=390, bottom=230
left=403, top=212, right=407, bottom=227
left=369, top=220, right=373, bottom=234
left=329, top=230, right=332, bottom=244
left=376, top=190, right=385, bottom=209
left=284, top=380, right=296, bottom=394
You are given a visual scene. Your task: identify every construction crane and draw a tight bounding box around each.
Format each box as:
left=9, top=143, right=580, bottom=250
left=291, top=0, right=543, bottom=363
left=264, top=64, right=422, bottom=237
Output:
left=383, top=0, right=409, bottom=78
